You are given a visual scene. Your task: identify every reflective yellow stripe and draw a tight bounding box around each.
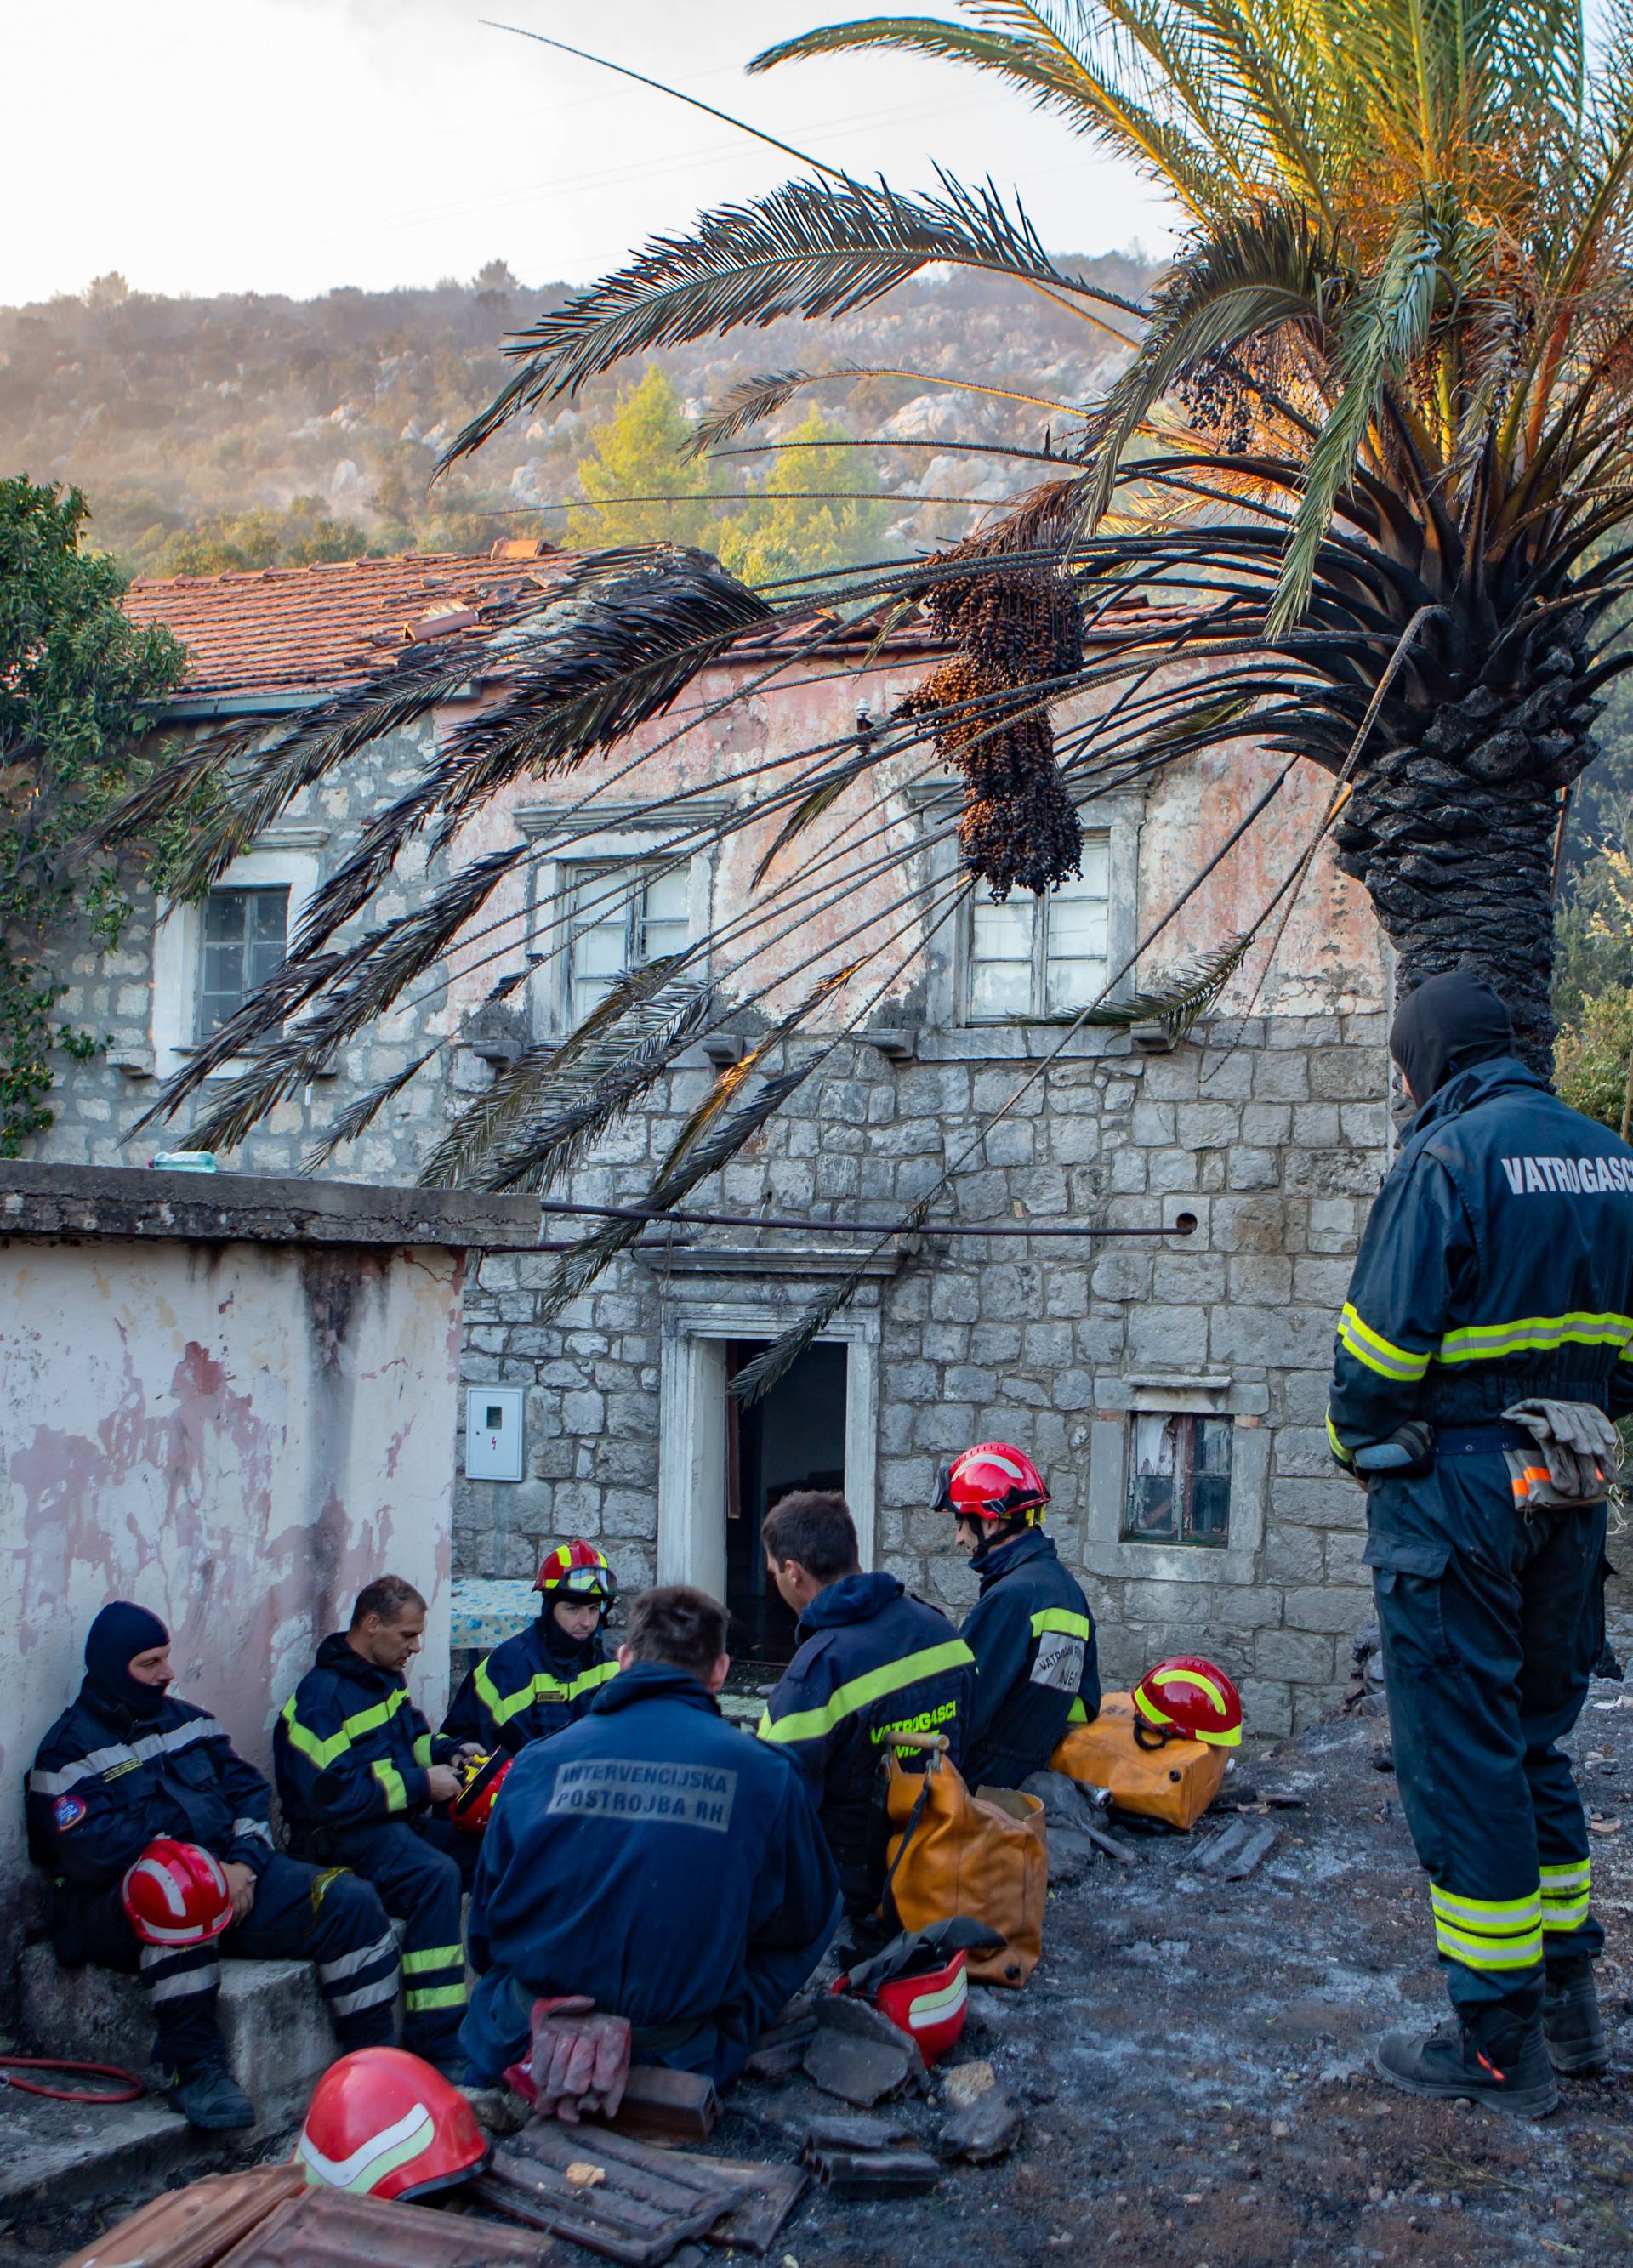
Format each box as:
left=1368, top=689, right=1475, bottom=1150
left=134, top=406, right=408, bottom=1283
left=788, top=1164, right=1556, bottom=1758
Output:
left=280, top=1685, right=409, bottom=1771
left=406, top=1982, right=467, bottom=2011
left=486, top=1657, right=621, bottom=1730
left=1326, top=1411, right=1354, bottom=1466
left=1436, top=1310, right=1633, bottom=1365
left=1430, top=1885, right=1541, bottom=1927
left=1338, top=1305, right=1431, bottom=1383
left=1541, top=1858, right=1591, bottom=1930
left=412, top=1734, right=432, bottom=1767
left=1430, top=1884, right=1543, bottom=1968
left=370, top=1759, right=408, bottom=1814
left=1030, top=1609, right=1092, bottom=1640
left=758, top=1640, right=975, bottom=1746
left=1433, top=1919, right=1544, bottom=1969
left=1195, top=1721, right=1242, bottom=1748
left=401, top=1944, right=464, bottom=1975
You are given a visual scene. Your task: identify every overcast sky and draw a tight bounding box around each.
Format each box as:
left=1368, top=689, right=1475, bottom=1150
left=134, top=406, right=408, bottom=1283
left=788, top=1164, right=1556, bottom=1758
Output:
left=3, top=0, right=1179, bottom=305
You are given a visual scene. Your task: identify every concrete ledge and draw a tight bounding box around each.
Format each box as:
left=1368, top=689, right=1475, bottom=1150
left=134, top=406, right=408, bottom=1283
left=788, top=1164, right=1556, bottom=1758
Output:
left=0, top=1163, right=540, bottom=1251
left=20, top=1946, right=339, bottom=2128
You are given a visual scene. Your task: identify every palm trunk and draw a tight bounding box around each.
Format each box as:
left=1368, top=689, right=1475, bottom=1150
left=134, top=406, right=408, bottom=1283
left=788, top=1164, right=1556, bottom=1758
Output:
left=1331, top=619, right=1601, bottom=1074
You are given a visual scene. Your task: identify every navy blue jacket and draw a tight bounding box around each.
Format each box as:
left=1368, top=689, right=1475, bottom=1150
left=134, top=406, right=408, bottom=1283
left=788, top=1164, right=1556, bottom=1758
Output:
left=961, top=1527, right=1100, bottom=1788
left=1329, top=1057, right=1633, bottom=1458
left=465, top=1663, right=838, bottom=2050
left=27, top=1686, right=275, bottom=1894
left=443, top=1617, right=617, bottom=1756
left=275, top=1633, right=457, bottom=1835
left=758, top=1572, right=974, bottom=1911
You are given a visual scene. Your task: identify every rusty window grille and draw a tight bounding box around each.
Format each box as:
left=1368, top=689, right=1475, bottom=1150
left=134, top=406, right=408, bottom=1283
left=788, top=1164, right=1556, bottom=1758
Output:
left=561, top=863, right=691, bottom=1026
left=1124, top=1412, right=1233, bottom=1546
left=196, top=885, right=289, bottom=1042
left=966, top=831, right=1110, bottom=1020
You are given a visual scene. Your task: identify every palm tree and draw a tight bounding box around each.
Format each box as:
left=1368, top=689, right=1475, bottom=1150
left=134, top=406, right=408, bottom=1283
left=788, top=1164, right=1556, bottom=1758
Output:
left=122, top=0, right=1633, bottom=1339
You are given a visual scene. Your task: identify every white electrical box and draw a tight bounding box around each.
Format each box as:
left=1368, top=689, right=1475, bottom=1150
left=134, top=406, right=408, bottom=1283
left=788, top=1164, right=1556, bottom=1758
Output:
left=465, top=1385, right=526, bottom=1481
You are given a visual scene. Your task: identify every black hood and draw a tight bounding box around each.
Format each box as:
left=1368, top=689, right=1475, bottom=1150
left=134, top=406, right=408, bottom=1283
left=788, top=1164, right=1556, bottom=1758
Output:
left=1390, top=971, right=1514, bottom=1102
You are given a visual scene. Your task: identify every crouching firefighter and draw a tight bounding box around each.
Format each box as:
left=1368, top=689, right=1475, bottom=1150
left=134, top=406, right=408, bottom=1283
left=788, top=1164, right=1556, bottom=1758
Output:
left=276, top=1575, right=477, bottom=2080
left=461, top=1585, right=840, bottom=2089
left=936, top=1441, right=1100, bottom=1787
left=1329, top=972, right=1633, bottom=2117
left=757, top=1492, right=975, bottom=1924
left=27, top=1603, right=399, bottom=2131
left=444, top=1542, right=618, bottom=1756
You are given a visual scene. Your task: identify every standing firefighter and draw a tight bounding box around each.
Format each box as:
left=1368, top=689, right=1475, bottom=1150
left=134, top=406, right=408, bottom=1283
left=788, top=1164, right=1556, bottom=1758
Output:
left=444, top=1542, right=619, bottom=1757
left=1329, top=972, right=1633, bottom=2117
left=936, top=1441, right=1100, bottom=1787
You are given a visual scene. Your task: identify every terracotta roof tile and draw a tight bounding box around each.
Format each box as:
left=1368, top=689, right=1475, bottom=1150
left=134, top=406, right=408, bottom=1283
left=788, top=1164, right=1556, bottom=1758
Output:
left=122, top=544, right=575, bottom=702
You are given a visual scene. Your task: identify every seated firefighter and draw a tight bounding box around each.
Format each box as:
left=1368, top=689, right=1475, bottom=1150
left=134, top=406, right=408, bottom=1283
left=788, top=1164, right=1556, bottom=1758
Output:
left=276, top=1575, right=475, bottom=2080
left=757, top=1491, right=975, bottom=1923
left=937, top=1440, right=1101, bottom=1787
left=461, top=1584, right=840, bottom=2089
left=26, top=1603, right=398, bottom=2133
left=444, top=1541, right=619, bottom=1755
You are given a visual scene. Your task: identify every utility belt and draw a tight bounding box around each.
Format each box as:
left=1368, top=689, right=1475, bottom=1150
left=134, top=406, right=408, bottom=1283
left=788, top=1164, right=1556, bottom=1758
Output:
left=1432, top=1422, right=1533, bottom=1458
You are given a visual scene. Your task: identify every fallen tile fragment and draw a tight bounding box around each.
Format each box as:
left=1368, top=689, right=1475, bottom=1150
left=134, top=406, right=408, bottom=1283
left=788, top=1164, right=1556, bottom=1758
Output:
left=797, top=2111, right=914, bottom=2152
left=478, top=2120, right=754, bottom=2263
left=940, top=2087, right=1020, bottom=2166
left=213, top=2189, right=556, bottom=2268
left=802, top=2027, right=915, bottom=2108
left=61, top=2169, right=305, bottom=2268
left=1195, top=1817, right=1281, bottom=1879
left=804, top=2146, right=941, bottom=2199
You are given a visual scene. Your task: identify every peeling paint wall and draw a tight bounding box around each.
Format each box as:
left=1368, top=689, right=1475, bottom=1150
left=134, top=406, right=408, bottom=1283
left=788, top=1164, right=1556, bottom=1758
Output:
left=0, top=1231, right=464, bottom=1996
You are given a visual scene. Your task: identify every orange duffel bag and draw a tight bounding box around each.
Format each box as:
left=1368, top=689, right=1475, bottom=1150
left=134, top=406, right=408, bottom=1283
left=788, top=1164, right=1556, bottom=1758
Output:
left=879, top=1737, right=1047, bottom=1988
left=1049, top=1689, right=1227, bottom=1831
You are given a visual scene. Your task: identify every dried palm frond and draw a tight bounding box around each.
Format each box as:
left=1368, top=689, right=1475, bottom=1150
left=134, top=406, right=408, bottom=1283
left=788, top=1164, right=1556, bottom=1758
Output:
left=303, top=1048, right=441, bottom=1173
left=730, top=1195, right=936, bottom=1403
left=1086, top=935, right=1258, bottom=1041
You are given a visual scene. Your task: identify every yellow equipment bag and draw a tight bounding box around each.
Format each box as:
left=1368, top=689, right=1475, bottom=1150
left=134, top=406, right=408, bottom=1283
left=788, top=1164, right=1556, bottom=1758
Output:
left=880, top=1741, right=1047, bottom=1987
left=1049, top=1690, right=1227, bottom=1831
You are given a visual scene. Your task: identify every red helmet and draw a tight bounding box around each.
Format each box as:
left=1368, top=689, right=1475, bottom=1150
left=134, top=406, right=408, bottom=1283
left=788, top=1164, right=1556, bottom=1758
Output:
left=535, top=1540, right=617, bottom=1602
left=1132, top=1657, right=1243, bottom=1749
left=873, top=1952, right=970, bottom=2066
left=121, top=1839, right=233, bottom=1947
left=934, top=1441, right=1050, bottom=1523
left=296, top=2048, right=489, bottom=2201
left=449, top=1748, right=512, bottom=1833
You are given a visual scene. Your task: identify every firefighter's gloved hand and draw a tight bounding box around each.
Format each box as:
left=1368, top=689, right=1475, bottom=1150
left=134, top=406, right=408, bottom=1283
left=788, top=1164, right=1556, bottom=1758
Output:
left=1351, top=1422, right=1435, bottom=1477
left=527, top=1995, right=631, bottom=2124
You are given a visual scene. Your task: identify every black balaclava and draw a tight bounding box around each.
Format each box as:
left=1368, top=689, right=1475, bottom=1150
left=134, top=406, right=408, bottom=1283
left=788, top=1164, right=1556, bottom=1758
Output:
left=1390, top=970, right=1515, bottom=1103
left=83, top=1600, right=172, bottom=1720
left=540, top=1597, right=600, bottom=1663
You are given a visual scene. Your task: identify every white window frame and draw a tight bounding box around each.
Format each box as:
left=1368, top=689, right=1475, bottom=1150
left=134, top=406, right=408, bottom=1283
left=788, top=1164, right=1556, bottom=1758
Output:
left=1083, top=1375, right=1268, bottom=1589
left=151, top=826, right=328, bottom=1082
left=965, top=843, right=1114, bottom=1024
left=513, top=799, right=734, bottom=1041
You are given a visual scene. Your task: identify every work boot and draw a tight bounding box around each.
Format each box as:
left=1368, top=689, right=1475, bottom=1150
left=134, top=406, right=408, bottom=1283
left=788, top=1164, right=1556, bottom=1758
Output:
left=165, top=2057, right=256, bottom=2132
left=1544, top=1960, right=1607, bottom=2076
left=1375, top=2011, right=1559, bottom=2119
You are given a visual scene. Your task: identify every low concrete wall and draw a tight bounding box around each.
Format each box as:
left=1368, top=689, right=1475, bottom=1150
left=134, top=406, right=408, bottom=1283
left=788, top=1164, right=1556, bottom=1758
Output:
left=0, top=1164, right=536, bottom=2010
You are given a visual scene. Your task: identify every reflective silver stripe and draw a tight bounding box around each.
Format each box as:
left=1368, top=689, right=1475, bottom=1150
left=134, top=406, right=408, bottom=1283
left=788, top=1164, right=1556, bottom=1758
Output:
left=145, top=1962, right=220, bottom=2004
left=327, top=1972, right=400, bottom=2017
left=317, top=1931, right=399, bottom=1987
left=231, top=1816, right=272, bottom=1844
left=31, top=1716, right=227, bottom=1798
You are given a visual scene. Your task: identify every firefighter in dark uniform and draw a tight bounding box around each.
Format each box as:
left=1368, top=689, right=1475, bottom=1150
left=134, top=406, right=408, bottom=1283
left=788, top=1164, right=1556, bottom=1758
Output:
left=1329, top=971, right=1633, bottom=2116
left=936, top=1440, right=1101, bottom=1786
left=276, top=1574, right=476, bottom=2079
left=27, top=1602, right=399, bottom=2130
left=757, top=1491, right=975, bottom=1922
left=443, top=1541, right=618, bottom=1755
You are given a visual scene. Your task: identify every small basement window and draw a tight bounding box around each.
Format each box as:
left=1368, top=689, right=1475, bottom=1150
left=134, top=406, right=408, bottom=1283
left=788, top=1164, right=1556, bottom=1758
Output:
left=196, top=885, right=289, bottom=1041
left=1124, top=1412, right=1233, bottom=1547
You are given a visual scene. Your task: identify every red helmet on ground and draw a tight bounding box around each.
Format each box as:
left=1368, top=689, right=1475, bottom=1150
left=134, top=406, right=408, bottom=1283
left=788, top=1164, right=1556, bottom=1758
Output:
left=934, top=1441, right=1050, bottom=1524
left=121, top=1839, right=233, bottom=1947
left=1132, top=1657, right=1243, bottom=1749
left=535, top=1540, right=617, bottom=1602
left=296, top=2048, right=489, bottom=2201
left=449, top=1748, right=512, bottom=1833
left=872, top=1952, right=970, bottom=2066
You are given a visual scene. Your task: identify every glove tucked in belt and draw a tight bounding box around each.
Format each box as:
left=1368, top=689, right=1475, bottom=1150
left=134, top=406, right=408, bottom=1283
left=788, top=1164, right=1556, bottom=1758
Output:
left=1501, top=1399, right=1621, bottom=1509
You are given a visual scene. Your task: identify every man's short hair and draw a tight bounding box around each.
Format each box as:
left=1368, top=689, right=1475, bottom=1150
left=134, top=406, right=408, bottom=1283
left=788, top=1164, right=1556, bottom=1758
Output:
left=350, top=1574, right=426, bottom=1629
left=623, top=1586, right=728, bottom=1680
left=761, top=1492, right=861, bottom=1583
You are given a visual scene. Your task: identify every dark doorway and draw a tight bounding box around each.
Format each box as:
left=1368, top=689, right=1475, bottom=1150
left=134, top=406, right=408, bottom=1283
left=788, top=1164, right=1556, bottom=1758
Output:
left=724, top=1339, right=847, bottom=1678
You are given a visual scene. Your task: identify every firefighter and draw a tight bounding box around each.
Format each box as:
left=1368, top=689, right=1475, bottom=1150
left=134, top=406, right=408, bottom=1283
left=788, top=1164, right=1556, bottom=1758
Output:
left=461, top=1584, right=839, bottom=2089
left=276, top=1575, right=476, bottom=2080
left=443, top=1542, right=618, bottom=1756
left=1329, top=970, right=1633, bottom=2117
left=936, top=1441, right=1101, bottom=1786
left=27, top=1603, right=399, bottom=2131
left=757, top=1491, right=975, bottom=1920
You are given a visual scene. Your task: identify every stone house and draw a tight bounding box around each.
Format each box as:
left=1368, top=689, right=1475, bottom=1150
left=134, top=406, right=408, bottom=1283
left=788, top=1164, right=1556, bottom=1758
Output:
left=24, top=543, right=1394, bottom=1735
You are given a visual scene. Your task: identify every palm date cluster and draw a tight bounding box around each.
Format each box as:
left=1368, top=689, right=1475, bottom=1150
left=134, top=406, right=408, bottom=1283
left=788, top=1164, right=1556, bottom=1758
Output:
left=902, top=548, right=1084, bottom=900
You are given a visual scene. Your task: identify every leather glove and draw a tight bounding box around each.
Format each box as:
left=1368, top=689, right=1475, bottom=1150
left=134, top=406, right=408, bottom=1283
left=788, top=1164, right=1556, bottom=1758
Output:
left=1503, top=1399, right=1620, bottom=1505
left=526, top=1995, right=632, bottom=2124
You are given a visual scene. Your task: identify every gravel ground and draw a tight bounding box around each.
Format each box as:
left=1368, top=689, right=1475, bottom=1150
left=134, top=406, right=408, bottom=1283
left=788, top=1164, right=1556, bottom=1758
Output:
left=17, top=1599, right=1633, bottom=2268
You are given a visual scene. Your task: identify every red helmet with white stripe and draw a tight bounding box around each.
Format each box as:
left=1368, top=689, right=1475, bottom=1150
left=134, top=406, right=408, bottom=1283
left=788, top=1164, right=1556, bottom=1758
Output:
left=1132, top=1657, right=1243, bottom=1749
left=297, top=2048, right=489, bottom=2202
left=872, top=1952, right=970, bottom=2066
left=534, top=1540, right=617, bottom=1602
left=934, top=1441, right=1050, bottom=1523
left=121, top=1839, right=233, bottom=1947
